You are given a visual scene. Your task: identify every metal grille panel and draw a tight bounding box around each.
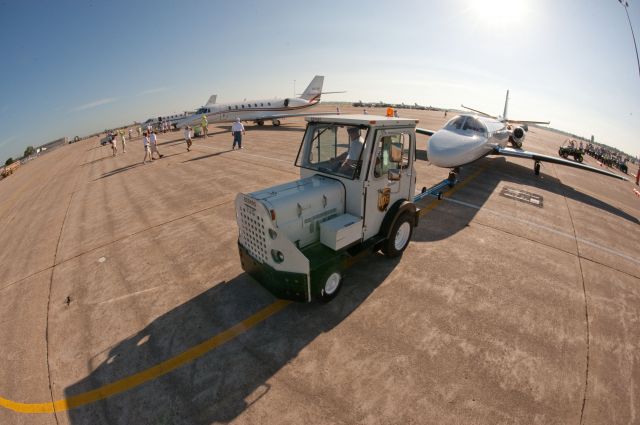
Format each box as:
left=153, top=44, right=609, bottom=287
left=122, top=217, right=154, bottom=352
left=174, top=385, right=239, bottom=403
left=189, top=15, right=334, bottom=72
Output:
left=238, top=205, right=268, bottom=263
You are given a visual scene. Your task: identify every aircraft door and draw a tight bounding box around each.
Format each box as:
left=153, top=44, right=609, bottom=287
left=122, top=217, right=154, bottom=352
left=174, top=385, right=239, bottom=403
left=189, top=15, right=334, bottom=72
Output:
left=363, top=129, right=414, bottom=240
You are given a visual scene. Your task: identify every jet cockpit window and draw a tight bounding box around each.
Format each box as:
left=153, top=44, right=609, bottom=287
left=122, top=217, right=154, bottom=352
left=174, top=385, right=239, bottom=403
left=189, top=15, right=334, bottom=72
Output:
left=445, top=116, right=466, bottom=130
left=462, top=117, right=487, bottom=135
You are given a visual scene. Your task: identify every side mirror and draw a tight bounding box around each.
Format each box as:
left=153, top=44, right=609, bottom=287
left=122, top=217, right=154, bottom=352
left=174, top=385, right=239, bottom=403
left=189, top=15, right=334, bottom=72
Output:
left=388, top=169, right=401, bottom=181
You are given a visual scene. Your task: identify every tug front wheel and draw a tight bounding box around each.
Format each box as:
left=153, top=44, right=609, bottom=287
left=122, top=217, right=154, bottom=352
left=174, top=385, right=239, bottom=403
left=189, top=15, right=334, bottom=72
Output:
left=382, top=213, right=414, bottom=258
left=318, top=270, right=343, bottom=303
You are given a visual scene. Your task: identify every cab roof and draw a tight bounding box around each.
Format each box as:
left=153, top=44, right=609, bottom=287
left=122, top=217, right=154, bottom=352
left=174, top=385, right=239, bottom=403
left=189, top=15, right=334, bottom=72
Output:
left=306, top=114, right=418, bottom=128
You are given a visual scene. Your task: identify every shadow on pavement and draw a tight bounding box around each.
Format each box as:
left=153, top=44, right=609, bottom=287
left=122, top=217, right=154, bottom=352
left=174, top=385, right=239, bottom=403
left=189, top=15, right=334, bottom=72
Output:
left=415, top=157, right=638, bottom=244
left=63, top=252, right=396, bottom=424
left=183, top=149, right=234, bottom=163
left=95, top=163, right=144, bottom=180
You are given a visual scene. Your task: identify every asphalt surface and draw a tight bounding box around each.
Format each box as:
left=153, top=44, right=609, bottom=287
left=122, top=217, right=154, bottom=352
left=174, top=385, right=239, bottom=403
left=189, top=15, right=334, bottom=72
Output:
left=0, top=105, right=638, bottom=425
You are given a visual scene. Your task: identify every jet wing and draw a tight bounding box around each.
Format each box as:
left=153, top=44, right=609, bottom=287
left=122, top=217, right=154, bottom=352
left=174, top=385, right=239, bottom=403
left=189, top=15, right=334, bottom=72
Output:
left=495, top=146, right=628, bottom=181
left=254, top=111, right=336, bottom=120
left=506, top=119, right=551, bottom=125
left=416, top=127, right=435, bottom=136
left=460, top=104, right=498, bottom=119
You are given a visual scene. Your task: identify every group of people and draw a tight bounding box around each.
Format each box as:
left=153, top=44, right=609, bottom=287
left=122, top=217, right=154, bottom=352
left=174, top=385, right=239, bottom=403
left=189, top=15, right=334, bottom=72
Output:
left=105, top=115, right=247, bottom=163
left=107, top=129, right=128, bottom=157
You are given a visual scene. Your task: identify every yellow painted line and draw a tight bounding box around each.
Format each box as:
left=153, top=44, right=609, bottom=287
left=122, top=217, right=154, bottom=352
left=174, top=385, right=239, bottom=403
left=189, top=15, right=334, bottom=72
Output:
left=0, top=299, right=291, bottom=414
left=418, top=163, right=490, bottom=217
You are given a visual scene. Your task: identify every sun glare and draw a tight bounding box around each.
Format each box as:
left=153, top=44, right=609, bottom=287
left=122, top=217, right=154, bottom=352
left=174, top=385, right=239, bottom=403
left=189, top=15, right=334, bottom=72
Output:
left=468, top=0, right=528, bottom=25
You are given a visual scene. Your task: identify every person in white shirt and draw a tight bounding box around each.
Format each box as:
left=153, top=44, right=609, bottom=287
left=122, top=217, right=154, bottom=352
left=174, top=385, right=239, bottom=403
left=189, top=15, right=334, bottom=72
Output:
left=231, top=118, right=245, bottom=149
left=345, top=127, right=364, bottom=162
left=184, top=126, right=193, bottom=151
left=142, top=132, right=151, bottom=164
left=110, top=133, right=118, bottom=157
left=149, top=131, right=163, bottom=159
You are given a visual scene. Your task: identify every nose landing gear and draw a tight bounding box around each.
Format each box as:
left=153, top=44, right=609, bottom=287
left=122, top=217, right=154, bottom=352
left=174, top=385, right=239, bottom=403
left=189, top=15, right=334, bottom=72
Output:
left=447, top=167, right=460, bottom=187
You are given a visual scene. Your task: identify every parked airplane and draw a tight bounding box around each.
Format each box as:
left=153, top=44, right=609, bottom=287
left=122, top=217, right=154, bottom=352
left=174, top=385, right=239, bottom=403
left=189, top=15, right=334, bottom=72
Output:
left=417, top=90, right=627, bottom=181
left=176, top=75, right=343, bottom=128
left=140, top=93, right=217, bottom=130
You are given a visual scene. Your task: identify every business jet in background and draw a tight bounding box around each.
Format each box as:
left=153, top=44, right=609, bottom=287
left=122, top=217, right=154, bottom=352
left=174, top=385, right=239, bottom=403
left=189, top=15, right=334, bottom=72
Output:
left=176, top=75, right=344, bottom=129
left=417, top=90, right=627, bottom=182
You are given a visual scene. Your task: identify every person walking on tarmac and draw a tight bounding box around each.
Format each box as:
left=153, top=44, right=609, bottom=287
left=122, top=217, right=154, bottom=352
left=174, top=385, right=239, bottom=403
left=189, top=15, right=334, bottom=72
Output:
left=110, top=133, right=118, bottom=157
left=120, top=130, right=127, bottom=153
left=184, top=125, right=193, bottom=151
left=142, top=132, right=152, bottom=164
left=149, top=130, right=164, bottom=160
left=231, top=117, right=245, bottom=149
left=201, top=114, right=208, bottom=138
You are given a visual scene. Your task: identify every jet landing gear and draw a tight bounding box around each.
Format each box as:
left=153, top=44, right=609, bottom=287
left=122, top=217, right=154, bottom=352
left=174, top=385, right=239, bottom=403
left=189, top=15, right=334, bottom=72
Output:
left=447, top=167, right=460, bottom=187
left=272, top=119, right=281, bottom=127
left=256, top=120, right=264, bottom=126
left=534, top=161, right=541, bottom=176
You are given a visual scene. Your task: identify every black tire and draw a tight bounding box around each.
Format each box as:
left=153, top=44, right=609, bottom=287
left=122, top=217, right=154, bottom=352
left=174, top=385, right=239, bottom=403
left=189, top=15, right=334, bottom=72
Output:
left=318, top=269, right=343, bottom=303
left=576, top=155, right=583, bottom=163
left=558, top=148, right=563, bottom=157
left=382, top=212, right=414, bottom=258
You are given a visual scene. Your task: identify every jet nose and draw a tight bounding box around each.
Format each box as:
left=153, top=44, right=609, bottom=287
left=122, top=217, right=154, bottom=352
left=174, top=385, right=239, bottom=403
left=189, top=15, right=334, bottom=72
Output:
left=427, top=129, right=487, bottom=168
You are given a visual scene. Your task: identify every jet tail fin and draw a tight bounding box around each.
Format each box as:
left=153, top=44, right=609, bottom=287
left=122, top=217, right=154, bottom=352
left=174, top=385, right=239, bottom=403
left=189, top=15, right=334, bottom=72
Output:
left=300, top=75, right=324, bottom=101
left=503, top=90, right=509, bottom=121
left=205, top=95, right=217, bottom=106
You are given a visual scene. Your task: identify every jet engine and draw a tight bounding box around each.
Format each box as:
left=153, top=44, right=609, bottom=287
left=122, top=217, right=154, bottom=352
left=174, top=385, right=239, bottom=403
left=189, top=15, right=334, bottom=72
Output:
left=509, top=126, right=526, bottom=148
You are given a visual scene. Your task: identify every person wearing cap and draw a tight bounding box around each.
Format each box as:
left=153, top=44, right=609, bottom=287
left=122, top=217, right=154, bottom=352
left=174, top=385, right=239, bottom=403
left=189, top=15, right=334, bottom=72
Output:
left=231, top=117, right=245, bottom=149
left=201, top=114, right=208, bottom=138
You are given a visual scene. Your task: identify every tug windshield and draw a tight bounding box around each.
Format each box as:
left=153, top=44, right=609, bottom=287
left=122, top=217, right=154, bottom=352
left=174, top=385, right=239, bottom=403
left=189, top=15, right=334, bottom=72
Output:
left=296, top=123, right=369, bottom=180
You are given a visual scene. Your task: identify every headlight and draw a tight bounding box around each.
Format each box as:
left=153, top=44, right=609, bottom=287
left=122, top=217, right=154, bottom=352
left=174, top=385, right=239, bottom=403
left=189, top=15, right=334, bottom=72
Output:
left=271, top=249, right=284, bottom=263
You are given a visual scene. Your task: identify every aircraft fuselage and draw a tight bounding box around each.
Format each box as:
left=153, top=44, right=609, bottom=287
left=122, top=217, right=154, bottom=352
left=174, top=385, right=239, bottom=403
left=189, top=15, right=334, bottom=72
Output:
left=428, top=114, right=510, bottom=168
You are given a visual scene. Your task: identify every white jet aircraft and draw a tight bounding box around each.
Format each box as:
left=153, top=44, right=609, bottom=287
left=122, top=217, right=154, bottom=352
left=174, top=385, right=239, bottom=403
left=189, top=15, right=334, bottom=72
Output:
left=176, top=75, right=343, bottom=128
left=417, top=90, right=626, bottom=181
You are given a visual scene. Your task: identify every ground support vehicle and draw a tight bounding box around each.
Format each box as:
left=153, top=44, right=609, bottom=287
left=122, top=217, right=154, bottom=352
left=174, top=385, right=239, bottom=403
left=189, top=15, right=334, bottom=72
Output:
left=558, top=141, right=584, bottom=163
left=1, top=161, right=20, bottom=178
left=235, top=114, right=448, bottom=303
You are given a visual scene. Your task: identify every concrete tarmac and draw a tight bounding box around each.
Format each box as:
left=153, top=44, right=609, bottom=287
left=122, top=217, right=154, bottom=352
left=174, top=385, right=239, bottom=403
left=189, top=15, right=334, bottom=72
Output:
left=0, top=105, right=638, bottom=424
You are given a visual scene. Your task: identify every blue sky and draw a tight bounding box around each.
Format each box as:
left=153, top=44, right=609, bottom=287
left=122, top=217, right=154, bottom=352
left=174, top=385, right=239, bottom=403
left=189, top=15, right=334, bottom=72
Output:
left=0, top=0, right=639, bottom=160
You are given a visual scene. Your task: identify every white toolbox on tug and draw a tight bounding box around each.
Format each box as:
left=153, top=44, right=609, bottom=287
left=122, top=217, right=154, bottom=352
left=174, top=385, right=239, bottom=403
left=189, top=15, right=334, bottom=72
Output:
left=320, top=214, right=363, bottom=250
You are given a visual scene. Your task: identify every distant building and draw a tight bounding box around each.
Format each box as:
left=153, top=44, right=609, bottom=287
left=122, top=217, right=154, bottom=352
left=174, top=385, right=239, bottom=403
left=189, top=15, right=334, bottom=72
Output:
left=37, top=137, right=68, bottom=153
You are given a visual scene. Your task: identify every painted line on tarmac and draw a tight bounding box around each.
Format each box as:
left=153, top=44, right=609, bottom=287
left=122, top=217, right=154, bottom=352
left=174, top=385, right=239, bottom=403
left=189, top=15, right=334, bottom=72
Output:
left=444, top=197, right=640, bottom=266
left=0, top=299, right=291, bottom=414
